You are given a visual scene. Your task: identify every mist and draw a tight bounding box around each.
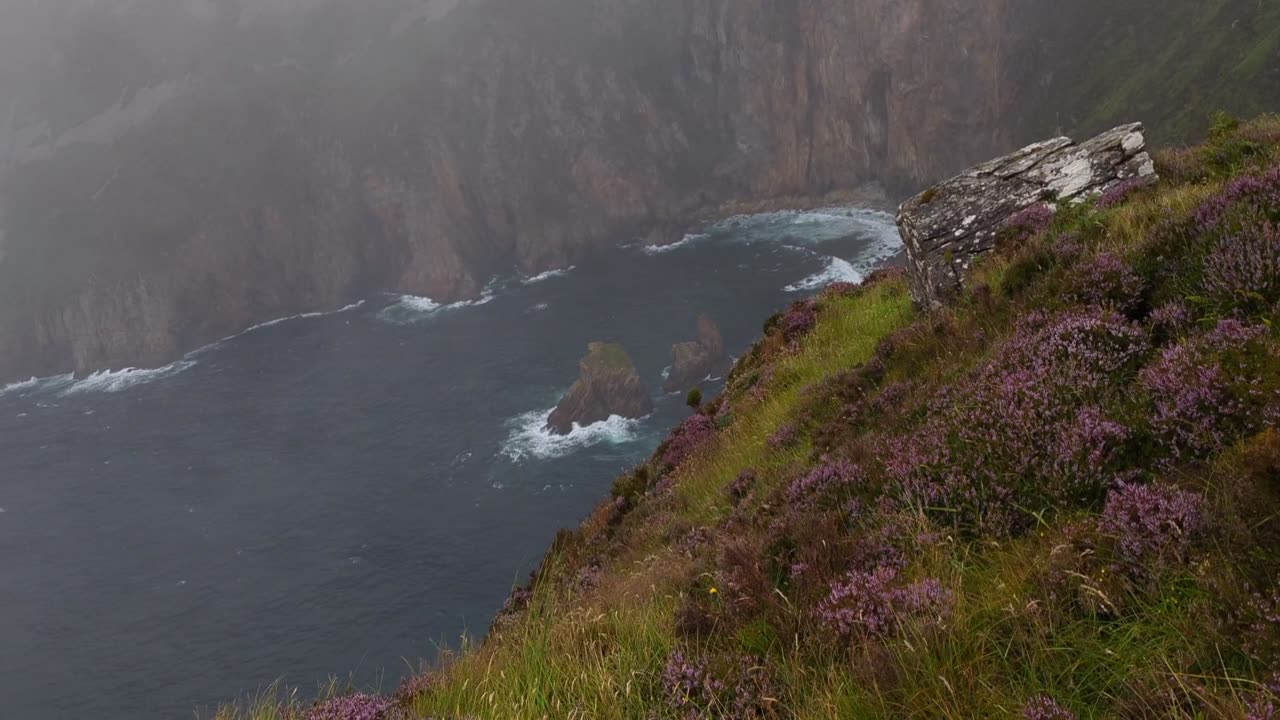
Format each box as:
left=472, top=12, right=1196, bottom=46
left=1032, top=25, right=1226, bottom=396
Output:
left=0, top=0, right=460, bottom=168
left=0, top=1, right=1276, bottom=718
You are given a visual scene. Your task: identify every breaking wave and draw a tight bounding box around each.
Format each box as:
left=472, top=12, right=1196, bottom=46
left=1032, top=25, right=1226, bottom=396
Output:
left=640, top=233, right=708, bottom=255
left=521, top=266, right=575, bottom=284
left=60, top=361, right=196, bottom=396
left=230, top=301, right=366, bottom=339
left=1, top=374, right=75, bottom=398
left=778, top=208, right=904, bottom=293
left=785, top=257, right=865, bottom=292
left=500, top=406, right=646, bottom=462
left=377, top=287, right=497, bottom=324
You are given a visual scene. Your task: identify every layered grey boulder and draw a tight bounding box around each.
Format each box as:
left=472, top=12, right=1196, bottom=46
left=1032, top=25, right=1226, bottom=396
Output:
left=897, top=123, right=1157, bottom=309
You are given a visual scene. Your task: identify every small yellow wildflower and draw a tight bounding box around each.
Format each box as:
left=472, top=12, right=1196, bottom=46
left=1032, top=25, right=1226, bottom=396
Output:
left=709, top=587, right=718, bottom=595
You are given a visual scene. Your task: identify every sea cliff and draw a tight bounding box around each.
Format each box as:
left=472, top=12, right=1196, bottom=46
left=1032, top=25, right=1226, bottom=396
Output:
left=217, top=116, right=1280, bottom=720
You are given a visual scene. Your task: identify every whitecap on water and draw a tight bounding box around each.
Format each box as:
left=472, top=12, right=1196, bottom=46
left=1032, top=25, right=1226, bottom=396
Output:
left=60, top=360, right=196, bottom=396
left=779, top=209, right=905, bottom=293
left=640, top=233, right=708, bottom=255
left=377, top=287, right=496, bottom=324
left=501, top=406, right=646, bottom=462
left=0, top=373, right=75, bottom=398
left=785, top=256, right=865, bottom=292
left=521, top=266, right=575, bottom=284
left=228, top=300, right=366, bottom=339
left=1, top=377, right=42, bottom=396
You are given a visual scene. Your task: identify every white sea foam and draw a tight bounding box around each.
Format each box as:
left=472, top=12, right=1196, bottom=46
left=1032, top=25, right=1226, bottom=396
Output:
left=501, top=406, right=646, bottom=462
left=60, top=361, right=196, bottom=396
left=1, top=373, right=76, bottom=398
left=521, top=266, right=575, bottom=284
left=711, top=207, right=901, bottom=248
left=785, top=257, right=865, bottom=292
left=1, top=377, right=45, bottom=396
left=236, top=300, right=366, bottom=337
left=777, top=208, right=904, bottom=293
left=640, top=233, right=707, bottom=255
left=377, top=287, right=497, bottom=324
left=198, top=300, right=370, bottom=349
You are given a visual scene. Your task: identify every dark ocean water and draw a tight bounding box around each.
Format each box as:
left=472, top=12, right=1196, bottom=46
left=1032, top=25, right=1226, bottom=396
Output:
left=0, top=207, right=900, bottom=720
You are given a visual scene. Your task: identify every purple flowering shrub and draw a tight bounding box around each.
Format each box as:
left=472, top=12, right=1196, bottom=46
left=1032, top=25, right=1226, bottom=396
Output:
left=1203, top=211, right=1280, bottom=316
left=679, top=526, right=713, bottom=557
left=728, top=469, right=757, bottom=504
left=662, top=414, right=717, bottom=469
left=303, top=694, right=401, bottom=720
left=392, top=672, right=434, bottom=706
left=1186, top=166, right=1280, bottom=316
left=1140, top=319, right=1275, bottom=461
left=659, top=650, right=777, bottom=719
left=1097, top=177, right=1151, bottom=210
left=815, top=565, right=951, bottom=641
left=489, top=584, right=535, bottom=635
left=1021, top=695, right=1078, bottom=720
left=767, top=422, right=800, bottom=451
left=1155, top=146, right=1208, bottom=184
left=1249, top=697, right=1279, bottom=720
left=661, top=650, right=725, bottom=718
left=726, top=656, right=779, bottom=719
left=1148, top=301, right=1193, bottom=341
left=780, top=299, right=818, bottom=343
left=1068, top=252, right=1146, bottom=313
left=1241, top=586, right=1280, bottom=668
left=1000, top=203, right=1057, bottom=249
left=783, top=459, right=865, bottom=511
left=883, top=309, right=1149, bottom=535
left=1097, top=482, right=1204, bottom=580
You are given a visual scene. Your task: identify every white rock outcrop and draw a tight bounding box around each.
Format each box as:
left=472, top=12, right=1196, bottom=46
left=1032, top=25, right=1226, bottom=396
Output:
left=897, top=123, right=1157, bottom=309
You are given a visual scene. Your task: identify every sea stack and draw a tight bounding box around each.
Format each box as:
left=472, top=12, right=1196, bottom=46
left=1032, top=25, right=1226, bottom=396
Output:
left=547, top=343, right=654, bottom=435
left=662, top=314, right=728, bottom=394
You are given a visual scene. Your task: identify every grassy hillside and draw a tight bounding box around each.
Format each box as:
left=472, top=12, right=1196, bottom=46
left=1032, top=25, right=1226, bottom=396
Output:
left=217, top=117, right=1280, bottom=719
left=1031, top=0, right=1280, bottom=146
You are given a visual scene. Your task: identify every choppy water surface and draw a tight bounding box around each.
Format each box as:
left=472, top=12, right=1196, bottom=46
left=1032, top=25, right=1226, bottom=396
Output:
left=0, top=208, right=900, bottom=719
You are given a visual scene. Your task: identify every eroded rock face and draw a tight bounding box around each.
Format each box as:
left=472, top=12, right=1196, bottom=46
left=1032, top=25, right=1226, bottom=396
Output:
left=663, top=314, right=728, bottom=394
left=897, top=123, right=1157, bottom=310
left=547, top=343, right=654, bottom=435
left=0, top=0, right=1067, bottom=383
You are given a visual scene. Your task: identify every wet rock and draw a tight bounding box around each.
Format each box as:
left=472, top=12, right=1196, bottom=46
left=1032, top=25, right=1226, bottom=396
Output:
left=663, top=314, right=728, bottom=394
left=897, top=123, right=1157, bottom=310
left=547, top=342, right=653, bottom=435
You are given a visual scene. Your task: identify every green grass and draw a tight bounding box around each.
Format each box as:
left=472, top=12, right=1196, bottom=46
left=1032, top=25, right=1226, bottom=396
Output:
left=583, top=343, right=640, bottom=373
left=674, top=281, right=915, bottom=525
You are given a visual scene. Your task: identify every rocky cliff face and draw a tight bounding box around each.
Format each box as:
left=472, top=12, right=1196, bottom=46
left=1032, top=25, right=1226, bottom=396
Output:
left=0, top=0, right=1272, bottom=382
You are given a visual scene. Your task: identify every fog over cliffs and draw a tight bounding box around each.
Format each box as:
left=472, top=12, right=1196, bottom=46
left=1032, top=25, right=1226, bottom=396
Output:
left=0, top=0, right=1275, bottom=384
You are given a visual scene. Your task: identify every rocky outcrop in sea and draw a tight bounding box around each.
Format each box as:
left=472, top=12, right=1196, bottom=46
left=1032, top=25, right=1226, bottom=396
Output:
left=547, top=343, right=654, bottom=435
left=663, top=314, right=728, bottom=394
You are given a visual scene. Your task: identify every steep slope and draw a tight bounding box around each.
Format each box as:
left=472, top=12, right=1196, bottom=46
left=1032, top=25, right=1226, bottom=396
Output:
left=1, top=0, right=1277, bottom=383
left=214, top=117, right=1280, bottom=719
